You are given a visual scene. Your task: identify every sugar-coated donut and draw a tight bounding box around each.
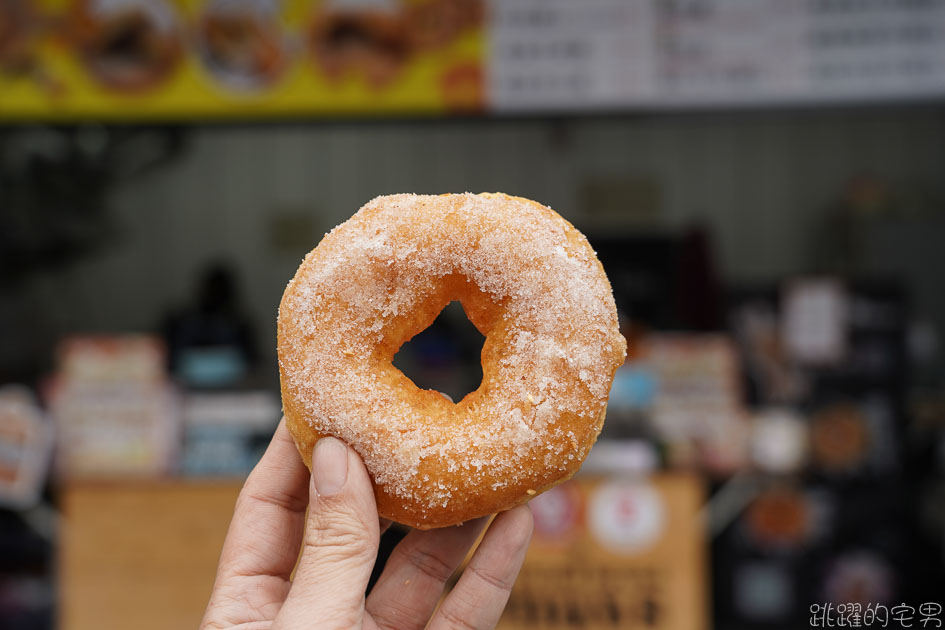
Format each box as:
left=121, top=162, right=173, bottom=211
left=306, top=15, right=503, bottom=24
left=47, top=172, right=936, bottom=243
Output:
left=278, top=193, right=626, bottom=529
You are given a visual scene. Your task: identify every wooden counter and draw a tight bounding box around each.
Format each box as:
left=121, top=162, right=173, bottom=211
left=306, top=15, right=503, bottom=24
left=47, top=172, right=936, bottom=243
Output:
left=60, top=481, right=243, bottom=630
left=60, top=475, right=707, bottom=630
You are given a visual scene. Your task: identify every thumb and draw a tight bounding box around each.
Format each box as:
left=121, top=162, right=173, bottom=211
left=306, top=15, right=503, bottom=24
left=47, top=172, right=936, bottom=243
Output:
left=274, top=437, right=380, bottom=630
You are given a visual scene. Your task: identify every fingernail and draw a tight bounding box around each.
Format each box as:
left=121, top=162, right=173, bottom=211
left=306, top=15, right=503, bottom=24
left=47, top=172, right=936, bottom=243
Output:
left=313, top=437, right=348, bottom=497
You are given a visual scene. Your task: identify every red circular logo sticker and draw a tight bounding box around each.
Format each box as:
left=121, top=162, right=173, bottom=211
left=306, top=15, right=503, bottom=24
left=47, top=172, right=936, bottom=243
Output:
left=530, top=481, right=583, bottom=543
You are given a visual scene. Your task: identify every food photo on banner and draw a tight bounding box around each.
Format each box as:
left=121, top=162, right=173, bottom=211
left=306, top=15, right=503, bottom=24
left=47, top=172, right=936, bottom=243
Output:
left=3, top=2, right=945, bottom=630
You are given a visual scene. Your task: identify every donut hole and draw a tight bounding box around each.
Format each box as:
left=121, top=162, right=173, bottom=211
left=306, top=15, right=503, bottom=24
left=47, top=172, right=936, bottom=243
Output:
left=391, top=300, right=484, bottom=403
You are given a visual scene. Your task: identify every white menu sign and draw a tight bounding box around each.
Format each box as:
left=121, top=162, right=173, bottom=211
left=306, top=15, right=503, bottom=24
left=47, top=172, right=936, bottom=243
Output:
left=489, top=0, right=945, bottom=111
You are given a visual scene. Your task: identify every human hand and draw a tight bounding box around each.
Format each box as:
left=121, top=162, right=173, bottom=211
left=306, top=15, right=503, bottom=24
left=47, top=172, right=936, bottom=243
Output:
left=201, top=419, right=534, bottom=630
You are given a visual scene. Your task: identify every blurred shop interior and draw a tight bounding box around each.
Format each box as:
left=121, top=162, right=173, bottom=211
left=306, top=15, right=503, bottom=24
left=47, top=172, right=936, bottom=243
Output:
left=4, top=1, right=945, bottom=629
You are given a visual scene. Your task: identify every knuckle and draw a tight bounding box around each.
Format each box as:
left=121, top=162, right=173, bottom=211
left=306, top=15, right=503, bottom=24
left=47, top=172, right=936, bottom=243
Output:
left=397, top=545, right=456, bottom=583
left=468, top=564, right=515, bottom=593
left=240, top=485, right=308, bottom=514
left=438, top=606, right=480, bottom=630
left=305, top=510, right=377, bottom=560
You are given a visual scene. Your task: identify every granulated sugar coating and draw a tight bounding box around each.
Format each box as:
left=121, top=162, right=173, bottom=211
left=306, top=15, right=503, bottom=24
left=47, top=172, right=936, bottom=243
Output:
left=278, top=193, right=626, bottom=528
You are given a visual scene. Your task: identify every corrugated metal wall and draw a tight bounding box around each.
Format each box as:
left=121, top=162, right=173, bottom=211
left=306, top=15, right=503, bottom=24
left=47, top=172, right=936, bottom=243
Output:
left=35, top=108, right=945, bottom=365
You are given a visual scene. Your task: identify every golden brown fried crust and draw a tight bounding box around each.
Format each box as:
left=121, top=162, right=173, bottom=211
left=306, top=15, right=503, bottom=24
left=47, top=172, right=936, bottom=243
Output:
left=278, top=193, right=625, bottom=528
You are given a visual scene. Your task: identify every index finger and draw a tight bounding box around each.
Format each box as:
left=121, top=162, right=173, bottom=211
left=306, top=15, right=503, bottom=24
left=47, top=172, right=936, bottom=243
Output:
left=216, top=419, right=311, bottom=582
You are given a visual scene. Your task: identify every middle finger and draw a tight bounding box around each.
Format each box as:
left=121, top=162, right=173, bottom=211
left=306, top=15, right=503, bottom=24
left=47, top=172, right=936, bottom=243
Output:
left=366, top=517, right=488, bottom=630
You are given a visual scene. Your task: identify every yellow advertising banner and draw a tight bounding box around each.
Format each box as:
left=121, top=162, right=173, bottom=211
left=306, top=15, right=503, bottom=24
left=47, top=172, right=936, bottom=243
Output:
left=0, top=0, right=485, bottom=120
